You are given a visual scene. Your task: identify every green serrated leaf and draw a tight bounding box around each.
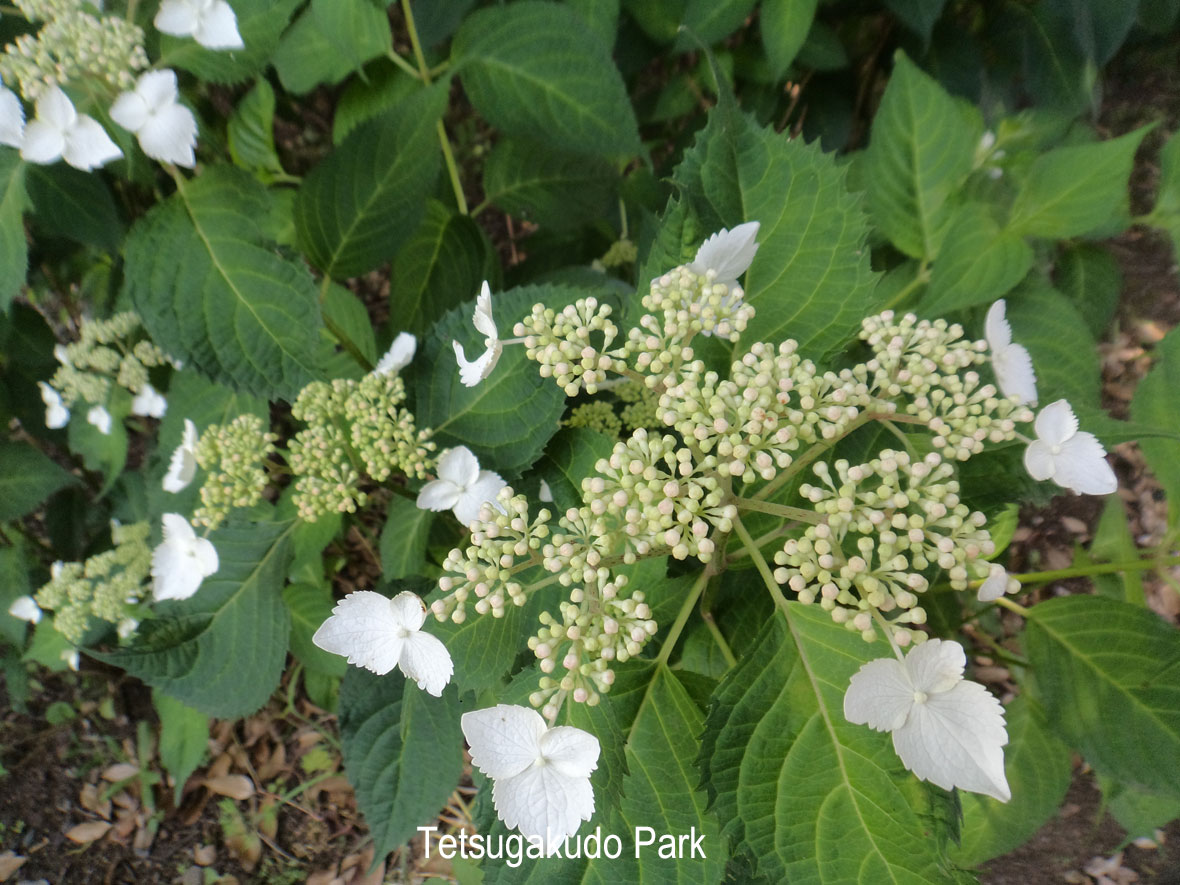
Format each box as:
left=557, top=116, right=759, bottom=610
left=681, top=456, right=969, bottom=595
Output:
left=160, top=0, right=303, bottom=84
left=1101, top=776, right=1180, bottom=839
left=380, top=494, right=433, bottom=580
left=124, top=167, right=321, bottom=400
left=1007, top=127, right=1150, bottom=239
left=1054, top=244, right=1122, bottom=338
left=295, top=83, right=446, bottom=279
left=535, top=427, right=616, bottom=514
left=884, top=0, right=947, bottom=43
left=1089, top=497, right=1145, bottom=605
left=481, top=139, right=618, bottom=231
left=865, top=51, right=980, bottom=260
left=429, top=598, right=525, bottom=694
left=565, top=0, right=619, bottom=46
left=26, top=162, right=122, bottom=250
left=760, top=0, right=818, bottom=80
left=94, top=518, right=296, bottom=718
left=154, top=690, right=210, bottom=804
left=452, top=2, right=641, bottom=158
left=332, top=61, right=418, bottom=145
left=0, top=151, right=28, bottom=311
left=322, top=282, right=378, bottom=368
left=391, top=200, right=497, bottom=335
left=700, top=605, right=957, bottom=882
left=227, top=79, right=284, bottom=178
left=273, top=0, right=391, bottom=94
left=1132, top=325, right=1180, bottom=527
left=676, top=0, right=758, bottom=49
left=338, top=667, right=465, bottom=858
left=283, top=582, right=346, bottom=677
left=1025, top=595, right=1180, bottom=800
left=921, top=205, right=1032, bottom=314
left=0, top=543, right=33, bottom=647
left=0, top=440, right=78, bottom=521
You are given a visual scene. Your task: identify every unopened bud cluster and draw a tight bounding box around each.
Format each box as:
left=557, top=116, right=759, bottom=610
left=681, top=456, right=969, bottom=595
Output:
left=565, top=400, right=623, bottom=437
left=642, top=265, right=754, bottom=343
left=193, top=415, right=277, bottom=530
left=48, top=311, right=171, bottom=408
left=1, top=0, right=148, bottom=100
left=34, top=521, right=150, bottom=644
left=516, top=297, right=626, bottom=396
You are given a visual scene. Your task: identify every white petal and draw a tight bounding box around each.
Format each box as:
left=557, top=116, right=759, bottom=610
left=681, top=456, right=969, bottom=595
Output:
left=39, top=382, right=70, bottom=429
left=62, top=115, right=122, bottom=171
left=843, top=657, right=915, bottom=732
left=54, top=344, right=70, bottom=366
left=163, top=419, right=199, bottom=493
left=62, top=649, right=80, bottom=671
left=492, top=763, right=594, bottom=849
left=984, top=300, right=1012, bottom=352
left=135, top=69, right=180, bottom=113
left=0, top=86, right=24, bottom=148
left=117, top=617, right=139, bottom=639
left=538, top=479, right=554, bottom=502
left=374, top=331, right=417, bottom=375
left=1034, top=399, right=1078, bottom=447
left=892, top=680, right=1010, bottom=801
left=388, top=589, right=428, bottom=632
left=109, top=91, right=150, bottom=134
left=152, top=541, right=203, bottom=600
left=398, top=630, right=454, bottom=697
left=453, top=471, right=508, bottom=526
left=472, top=281, right=498, bottom=340
left=415, top=478, right=462, bottom=513
left=903, top=638, right=966, bottom=695
left=539, top=726, right=600, bottom=779
left=86, top=404, right=112, bottom=435
left=8, top=595, right=42, bottom=623
left=137, top=101, right=197, bottom=166
left=192, top=534, right=219, bottom=577
left=462, top=704, right=547, bottom=780
left=1054, top=431, right=1118, bottom=495
left=1023, top=439, right=1056, bottom=482
left=35, top=86, right=76, bottom=131
left=312, top=590, right=405, bottom=675
left=992, top=342, right=1037, bottom=405
left=155, top=0, right=201, bottom=36
left=437, top=445, right=481, bottom=488
left=20, top=120, right=65, bottom=164
left=690, top=221, right=761, bottom=285
left=161, top=511, right=196, bottom=545
left=194, top=0, right=244, bottom=49
left=131, top=382, right=167, bottom=418
left=453, top=339, right=498, bottom=387
left=977, top=564, right=1009, bottom=603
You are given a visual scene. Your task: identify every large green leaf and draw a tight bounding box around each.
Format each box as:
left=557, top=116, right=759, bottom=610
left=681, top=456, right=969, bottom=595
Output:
left=451, top=2, right=641, bottom=157
left=124, top=167, right=321, bottom=400
left=760, top=0, right=818, bottom=80
left=1006, top=284, right=1100, bottom=409
left=864, top=52, right=980, bottom=260
left=1147, top=128, right=1180, bottom=261
left=535, top=427, right=616, bottom=513
left=273, top=0, right=392, bottom=94
left=669, top=91, right=879, bottom=359
left=95, top=518, right=295, bottom=718
left=294, top=83, right=446, bottom=279
left=339, top=668, right=465, bottom=859
left=921, top=204, right=1032, bottom=314
left=160, top=0, right=303, bottom=84
left=379, top=493, right=433, bottom=580
left=1054, top=243, right=1122, bottom=338
left=429, top=595, right=527, bottom=694
left=0, top=440, right=78, bottom=521
left=1025, top=595, right=1180, bottom=800
left=1131, top=325, right=1180, bottom=526
left=390, top=200, right=497, bottom=335
left=700, top=604, right=960, bottom=882
left=227, top=79, right=284, bottom=180
left=1006, top=127, right=1150, bottom=239
left=154, top=690, right=210, bottom=804
left=413, top=284, right=580, bottom=475
left=0, top=151, right=28, bottom=311
left=953, top=695, right=1072, bottom=866
left=26, top=162, right=122, bottom=250
left=1045, top=0, right=1139, bottom=67
left=677, top=0, right=758, bottom=48
left=283, top=581, right=346, bottom=678
left=884, top=0, right=947, bottom=43
left=481, top=139, right=618, bottom=231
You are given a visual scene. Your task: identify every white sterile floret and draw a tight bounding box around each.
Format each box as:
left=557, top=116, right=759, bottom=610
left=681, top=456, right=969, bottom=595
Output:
left=985, top=300, right=1037, bottom=405
left=151, top=512, right=219, bottom=601
left=1024, top=399, right=1117, bottom=496
left=453, top=281, right=503, bottom=387
left=21, top=86, right=122, bottom=171
left=8, top=595, right=42, bottom=623
left=0, top=85, right=25, bottom=148
left=110, top=70, right=198, bottom=168
left=163, top=418, right=199, bottom=493
left=87, top=404, right=113, bottom=435
left=461, top=704, right=600, bottom=851
left=844, top=638, right=1010, bottom=801
left=373, top=331, right=417, bottom=376
left=977, top=563, right=1018, bottom=603
left=312, top=590, right=453, bottom=696
left=39, top=381, right=70, bottom=429
left=130, top=382, right=168, bottom=418
left=416, top=445, right=507, bottom=526
left=689, top=221, right=761, bottom=288
left=155, top=0, right=244, bottom=49
left=62, top=649, right=80, bottom=671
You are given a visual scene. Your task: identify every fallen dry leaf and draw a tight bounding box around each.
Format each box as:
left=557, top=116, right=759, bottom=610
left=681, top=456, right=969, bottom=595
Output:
left=0, top=851, right=27, bottom=881
left=204, top=774, right=255, bottom=800
left=306, top=869, right=340, bottom=885
left=65, top=820, right=112, bottom=844
left=79, top=783, right=111, bottom=819
left=102, top=763, right=139, bottom=782
left=193, top=843, right=216, bottom=866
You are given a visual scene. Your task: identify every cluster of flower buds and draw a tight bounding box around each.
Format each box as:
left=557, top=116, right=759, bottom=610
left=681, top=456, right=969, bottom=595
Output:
left=192, top=414, right=277, bottom=530
left=33, top=520, right=150, bottom=644
left=643, top=263, right=755, bottom=344
left=528, top=574, right=656, bottom=712
left=616, top=380, right=660, bottom=432
left=47, top=311, right=172, bottom=411
left=775, top=450, right=994, bottom=644
left=859, top=311, right=986, bottom=397
left=565, top=400, right=622, bottom=436
left=432, top=488, right=552, bottom=622
left=910, top=370, right=1032, bottom=461
left=516, top=297, right=626, bottom=396
left=343, top=371, right=435, bottom=483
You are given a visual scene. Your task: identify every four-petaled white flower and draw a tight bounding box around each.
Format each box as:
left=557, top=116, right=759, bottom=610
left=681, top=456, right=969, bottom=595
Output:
left=312, top=590, right=453, bottom=696
left=8, top=595, right=42, bottom=623
left=844, top=638, right=1010, bottom=801
left=87, top=404, right=113, bottom=435
left=1024, top=399, right=1117, bottom=496
left=416, top=445, right=507, bottom=526
left=0, top=84, right=24, bottom=149
left=110, top=69, right=198, bottom=168
left=374, top=331, right=417, bottom=376
left=21, top=86, right=122, bottom=171
left=453, top=281, right=502, bottom=387
left=131, top=382, right=168, bottom=418
left=151, top=512, right=219, bottom=601
left=163, top=418, right=199, bottom=493
left=985, top=300, right=1037, bottom=405
left=155, top=0, right=244, bottom=49
left=462, top=704, right=600, bottom=851
left=977, top=563, right=1018, bottom=603
left=39, top=381, right=70, bottom=429
left=689, top=221, right=760, bottom=289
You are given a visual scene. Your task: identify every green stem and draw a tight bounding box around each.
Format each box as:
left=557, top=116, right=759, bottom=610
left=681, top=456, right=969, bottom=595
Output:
left=994, top=596, right=1030, bottom=617
left=733, top=514, right=792, bottom=615
left=752, top=412, right=875, bottom=502
left=882, top=260, right=931, bottom=310
left=437, top=120, right=469, bottom=215
left=386, top=49, right=423, bottom=80
left=655, top=569, right=711, bottom=667
left=125, top=0, right=139, bottom=21
left=972, top=630, right=1030, bottom=668
left=1013, top=554, right=1180, bottom=584
left=700, top=595, right=737, bottom=669
left=401, top=0, right=431, bottom=80
left=323, top=313, right=373, bottom=372
left=733, top=496, right=823, bottom=524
